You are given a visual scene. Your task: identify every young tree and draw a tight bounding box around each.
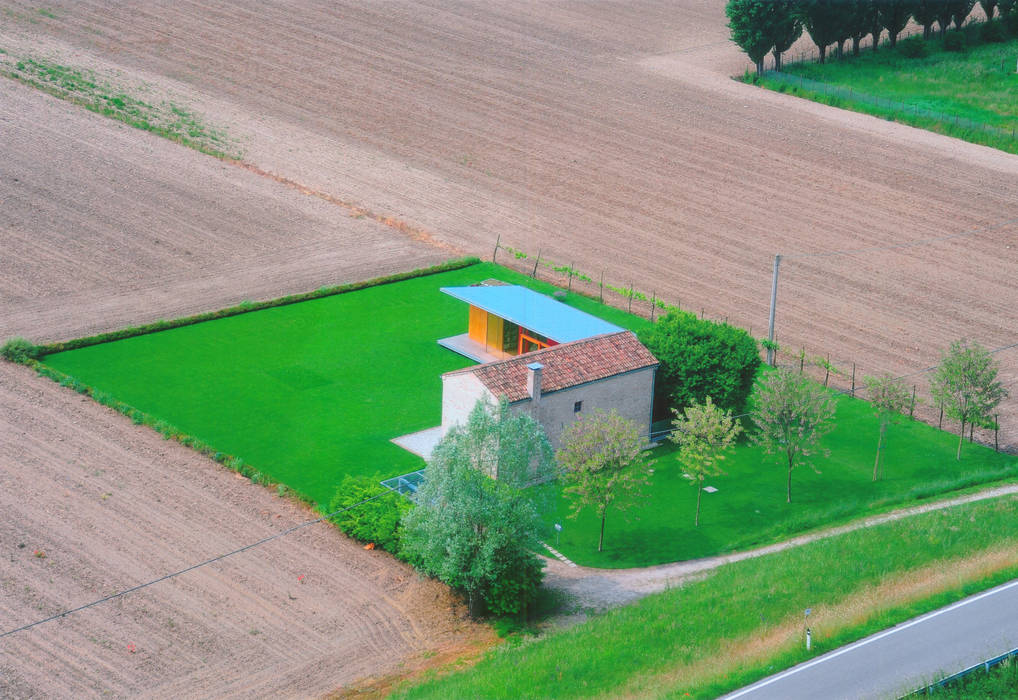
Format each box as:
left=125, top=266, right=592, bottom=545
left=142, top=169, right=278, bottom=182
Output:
left=849, top=0, right=880, bottom=54
left=929, top=340, right=1007, bottom=460
left=638, top=310, right=760, bottom=419
left=670, top=397, right=743, bottom=527
left=557, top=410, right=653, bottom=552
left=400, top=398, right=554, bottom=618
left=981, top=0, right=999, bottom=20
left=864, top=374, right=911, bottom=481
left=750, top=368, right=836, bottom=503
left=726, top=0, right=777, bottom=74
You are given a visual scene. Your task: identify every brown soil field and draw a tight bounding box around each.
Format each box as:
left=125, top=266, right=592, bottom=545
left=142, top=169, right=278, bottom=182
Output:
left=2, top=1, right=1018, bottom=696
left=0, top=362, right=493, bottom=698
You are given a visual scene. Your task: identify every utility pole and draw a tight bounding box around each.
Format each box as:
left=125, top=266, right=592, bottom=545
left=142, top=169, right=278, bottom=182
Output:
left=766, top=254, right=782, bottom=366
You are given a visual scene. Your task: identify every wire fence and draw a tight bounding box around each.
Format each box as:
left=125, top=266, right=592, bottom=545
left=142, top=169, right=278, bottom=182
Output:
left=491, top=239, right=1017, bottom=453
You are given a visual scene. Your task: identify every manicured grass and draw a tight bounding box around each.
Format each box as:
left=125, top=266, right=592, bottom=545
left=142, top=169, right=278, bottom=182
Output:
left=546, top=388, right=1018, bottom=568
left=394, top=495, right=1018, bottom=700
left=41, top=262, right=648, bottom=507
left=758, top=31, right=1018, bottom=154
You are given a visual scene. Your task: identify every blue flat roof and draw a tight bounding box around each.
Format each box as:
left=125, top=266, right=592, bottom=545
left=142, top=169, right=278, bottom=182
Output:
left=441, top=285, right=623, bottom=343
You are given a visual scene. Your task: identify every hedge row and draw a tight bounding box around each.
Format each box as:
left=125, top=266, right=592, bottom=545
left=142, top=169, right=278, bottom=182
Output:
left=34, top=256, right=480, bottom=355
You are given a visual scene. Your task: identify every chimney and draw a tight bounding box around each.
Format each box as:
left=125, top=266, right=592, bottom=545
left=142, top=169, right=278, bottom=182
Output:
left=526, top=362, right=543, bottom=403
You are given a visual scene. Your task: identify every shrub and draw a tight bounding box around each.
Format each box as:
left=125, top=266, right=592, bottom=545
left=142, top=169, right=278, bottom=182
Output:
left=638, top=310, right=760, bottom=418
left=1006, top=11, right=1018, bottom=36
left=981, top=19, right=1007, bottom=42
left=943, top=31, right=967, bottom=51
left=328, top=475, right=410, bottom=554
left=0, top=337, right=40, bottom=364
left=898, top=36, right=929, bottom=58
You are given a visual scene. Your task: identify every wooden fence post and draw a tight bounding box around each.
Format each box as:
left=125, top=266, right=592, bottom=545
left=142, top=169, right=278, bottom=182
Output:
left=599, top=271, right=604, bottom=304
left=650, top=292, right=656, bottom=322
left=568, top=263, right=574, bottom=292
left=492, top=234, right=500, bottom=263
left=995, top=415, right=999, bottom=452
left=938, top=403, right=943, bottom=429
left=628, top=284, right=634, bottom=313
left=910, top=385, right=917, bottom=419
left=532, top=250, right=541, bottom=278
left=850, top=363, right=856, bottom=397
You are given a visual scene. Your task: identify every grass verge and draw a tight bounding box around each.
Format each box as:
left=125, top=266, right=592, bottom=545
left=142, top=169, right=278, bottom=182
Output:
left=393, top=494, right=1018, bottom=699
left=754, top=28, right=1018, bottom=155
left=0, top=49, right=241, bottom=159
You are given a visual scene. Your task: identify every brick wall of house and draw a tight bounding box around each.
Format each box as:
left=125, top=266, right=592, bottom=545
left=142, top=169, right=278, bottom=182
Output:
left=511, top=366, right=656, bottom=449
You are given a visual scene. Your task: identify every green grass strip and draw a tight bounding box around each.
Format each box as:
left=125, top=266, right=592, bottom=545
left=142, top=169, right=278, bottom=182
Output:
left=36, top=257, right=481, bottom=355
left=394, top=495, right=1018, bottom=700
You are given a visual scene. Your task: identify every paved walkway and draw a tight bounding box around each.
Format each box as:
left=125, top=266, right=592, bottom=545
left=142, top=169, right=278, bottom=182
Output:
left=720, top=579, right=1018, bottom=699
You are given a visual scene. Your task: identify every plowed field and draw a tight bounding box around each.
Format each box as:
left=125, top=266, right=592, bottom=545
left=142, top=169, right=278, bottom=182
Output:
left=2, top=0, right=1018, bottom=695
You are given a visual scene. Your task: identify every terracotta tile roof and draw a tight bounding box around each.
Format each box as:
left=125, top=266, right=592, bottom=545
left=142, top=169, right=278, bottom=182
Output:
left=444, top=331, right=658, bottom=402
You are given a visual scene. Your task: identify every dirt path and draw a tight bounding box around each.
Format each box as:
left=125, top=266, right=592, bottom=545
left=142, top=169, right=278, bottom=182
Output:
left=543, top=484, right=1018, bottom=612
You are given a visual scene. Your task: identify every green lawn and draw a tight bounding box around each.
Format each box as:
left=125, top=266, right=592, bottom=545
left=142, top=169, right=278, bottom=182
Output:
left=395, top=495, right=1018, bottom=700
left=42, top=262, right=647, bottom=507
left=41, top=260, right=1017, bottom=567
left=760, top=32, right=1018, bottom=154
left=546, top=388, right=1017, bottom=568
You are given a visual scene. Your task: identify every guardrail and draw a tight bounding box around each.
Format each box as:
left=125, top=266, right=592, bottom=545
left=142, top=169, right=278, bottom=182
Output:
left=905, top=646, right=1018, bottom=696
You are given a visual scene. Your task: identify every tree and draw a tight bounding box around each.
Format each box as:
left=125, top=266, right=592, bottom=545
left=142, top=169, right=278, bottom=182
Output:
left=772, top=0, right=804, bottom=70
left=914, top=0, right=947, bottom=38
left=557, top=410, right=653, bottom=552
left=950, top=0, right=976, bottom=28
left=727, top=0, right=777, bottom=74
left=638, top=310, right=760, bottom=419
left=929, top=340, right=1007, bottom=461
left=849, top=0, right=880, bottom=54
left=400, top=398, right=554, bottom=618
left=670, top=397, right=743, bottom=527
left=750, top=368, right=836, bottom=503
left=980, top=0, right=999, bottom=21
left=880, top=0, right=917, bottom=47
left=797, top=0, right=844, bottom=63
left=864, top=374, right=911, bottom=481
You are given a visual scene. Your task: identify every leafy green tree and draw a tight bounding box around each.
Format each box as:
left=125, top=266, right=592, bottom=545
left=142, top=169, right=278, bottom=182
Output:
left=328, top=475, right=411, bottom=553
left=750, top=368, right=836, bottom=503
left=638, top=310, right=760, bottom=419
left=950, top=0, right=976, bottom=28
left=936, top=0, right=957, bottom=33
left=930, top=340, right=1007, bottom=460
left=914, top=0, right=947, bottom=38
left=727, top=0, right=778, bottom=74
left=557, top=410, right=653, bottom=552
left=400, top=398, right=554, bottom=618
left=981, top=0, right=999, bottom=19
left=797, top=0, right=844, bottom=63
left=880, top=0, right=917, bottom=47
left=864, top=374, right=911, bottom=481
left=772, top=0, right=804, bottom=70
left=848, top=0, right=880, bottom=54
left=670, top=397, right=743, bottom=527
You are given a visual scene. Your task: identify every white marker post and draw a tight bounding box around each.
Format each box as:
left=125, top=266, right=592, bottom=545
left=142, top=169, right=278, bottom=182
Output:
left=804, top=608, right=812, bottom=650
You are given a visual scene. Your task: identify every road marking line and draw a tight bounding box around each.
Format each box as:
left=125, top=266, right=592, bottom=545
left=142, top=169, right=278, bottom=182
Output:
left=724, top=577, right=1018, bottom=699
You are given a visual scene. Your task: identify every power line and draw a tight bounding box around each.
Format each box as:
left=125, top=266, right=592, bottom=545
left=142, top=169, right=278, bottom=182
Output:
left=782, top=216, right=1018, bottom=260
left=0, top=492, right=385, bottom=641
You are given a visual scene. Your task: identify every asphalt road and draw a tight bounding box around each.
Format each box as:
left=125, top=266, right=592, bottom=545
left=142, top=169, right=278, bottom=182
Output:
left=721, top=578, right=1018, bottom=700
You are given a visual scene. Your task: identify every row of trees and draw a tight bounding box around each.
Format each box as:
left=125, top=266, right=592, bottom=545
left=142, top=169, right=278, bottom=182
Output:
left=727, top=0, right=1016, bottom=71
left=333, top=339, right=1005, bottom=620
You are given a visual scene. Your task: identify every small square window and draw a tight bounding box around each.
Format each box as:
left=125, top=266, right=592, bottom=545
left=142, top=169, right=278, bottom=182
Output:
left=573, top=401, right=582, bottom=413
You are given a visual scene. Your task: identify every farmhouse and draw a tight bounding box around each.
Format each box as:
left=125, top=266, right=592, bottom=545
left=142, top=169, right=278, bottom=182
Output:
left=441, top=330, right=658, bottom=449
